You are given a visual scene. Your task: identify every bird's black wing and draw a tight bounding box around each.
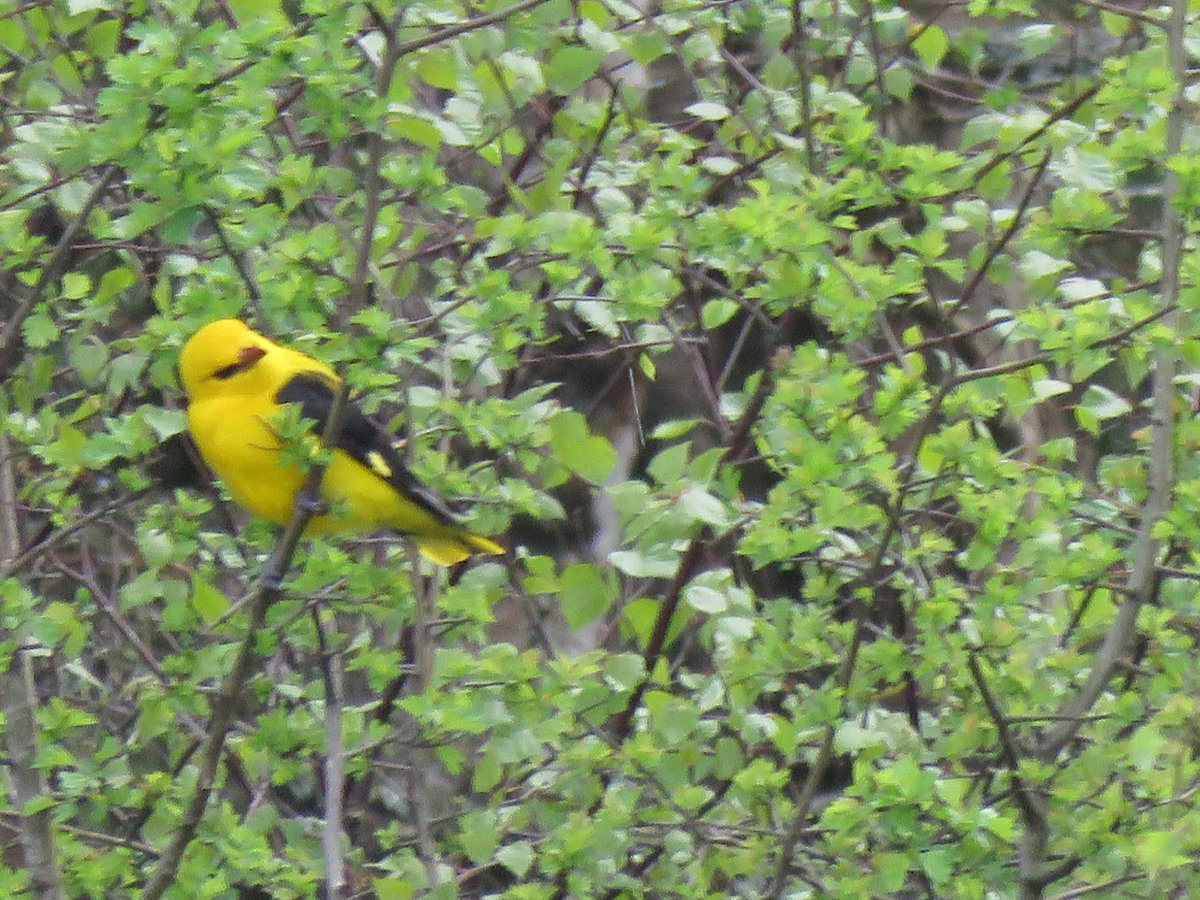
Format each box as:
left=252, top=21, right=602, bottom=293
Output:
left=275, top=372, right=461, bottom=526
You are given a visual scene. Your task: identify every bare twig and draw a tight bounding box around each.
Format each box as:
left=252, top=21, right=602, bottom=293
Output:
left=1066, top=0, right=1163, bottom=26
left=963, top=84, right=1102, bottom=198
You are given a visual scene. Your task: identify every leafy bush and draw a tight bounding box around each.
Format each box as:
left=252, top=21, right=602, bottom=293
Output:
left=1, top=0, right=1197, bottom=897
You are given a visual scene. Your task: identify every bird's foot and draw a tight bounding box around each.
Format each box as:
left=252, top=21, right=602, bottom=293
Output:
left=294, top=488, right=324, bottom=519
left=260, top=555, right=285, bottom=591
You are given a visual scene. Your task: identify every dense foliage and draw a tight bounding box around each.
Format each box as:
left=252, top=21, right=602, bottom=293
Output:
left=1, top=0, right=1197, bottom=896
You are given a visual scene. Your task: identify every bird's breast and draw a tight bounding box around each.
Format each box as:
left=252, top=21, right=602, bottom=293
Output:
left=188, top=396, right=308, bottom=526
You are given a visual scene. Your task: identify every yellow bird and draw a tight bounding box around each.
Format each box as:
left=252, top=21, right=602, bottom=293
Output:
left=178, top=318, right=503, bottom=566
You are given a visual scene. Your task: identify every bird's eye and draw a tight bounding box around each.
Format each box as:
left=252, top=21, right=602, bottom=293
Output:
left=212, top=362, right=242, bottom=380
left=211, top=344, right=267, bottom=380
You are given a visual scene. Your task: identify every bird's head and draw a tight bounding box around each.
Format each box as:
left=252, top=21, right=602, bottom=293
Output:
left=179, top=319, right=277, bottom=403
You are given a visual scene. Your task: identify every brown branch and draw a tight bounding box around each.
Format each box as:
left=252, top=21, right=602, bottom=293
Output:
left=394, top=0, right=551, bottom=56
left=967, top=654, right=1051, bottom=899
left=768, top=618, right=865, bottom=895
left=963, top=84, right=1101, bottom=197
left=0, top=434, right=65, bottom=899
left=1037, top=0, right=1185, bottom=760
left=3, top=490, right=149, bottom=578
left=203, top=205, right=261, bottom=301
left=555, top=366, right=777, bottom=900
left=312, top=608, right=347, bottom=897
left=0, top=164, right=120, bottom=377
left=142, top=383, right=351, bottom=899
left=948, top=150, right=1053, bottom=319
left=789, top=0, right=817, bottom=172
left=1068, top=0, right=1164, bottom=25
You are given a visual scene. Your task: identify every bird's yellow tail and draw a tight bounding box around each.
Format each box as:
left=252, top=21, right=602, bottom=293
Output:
left=416, top=531, right=504, bottom=566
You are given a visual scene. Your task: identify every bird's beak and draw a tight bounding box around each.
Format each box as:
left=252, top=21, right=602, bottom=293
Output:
left=238, top=345, right=267, bottom=367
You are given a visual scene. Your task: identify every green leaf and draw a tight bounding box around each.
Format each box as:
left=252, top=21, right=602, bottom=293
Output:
left=496, top=840, right=534, bottom=878
left=684, top=583, right=726, bottom=614
left=684, top=101, right=730, bottom=121
left=579, top=1, right=611, bottom=27
left=628, top=30, right=669, bottom=65
left=544, top=46, right=605, bottom=95
left=623, top=597, right=659, bottom=647
left=1100, top=10, right=1131, bottom=35
left=392, top=113, right=443, bottom=150
left=700, top=156, right=740, bottom=176
left=63, top=272, right=91, bottom=300
left=650, top=418, right=702, bottom=441
left=459, top=810, right=498, bottom=865
left=1137, top=829, right=1187, bottom=875
left=549, top=410, right=616, bottom=484
left=70, top=342, right=109, bottom=385
left=883, top=65, right=912, bottom=100
left=847, top=55, right=874, bottom=85
left=94, top=266, right=136, bottom=304
left=639, top=352, right=656, bottom=380
left=701, top=298, right=740, bottom=329
left=190, top=575, right=229, bottom=624
left=1019, top=24, right=1060, bottom=59
left=22, top=795, right=55, bottom=815
left=373, top=877, right=416, bottom=900
left=604, top=653, right=646, bottom=691
left=559, top=563, right=613, bottom=630
left=610, top=547, right=679, bottom=579
left=67, top=0, right=110, bottom=14
left=912, top=25, right=948, bottom=69
left=647, top=442, right=690, bottom=485
left=1032, top=378, right=1070, bottom=401
left=141, top=406, right=186, bottom=440
left=920, top=847, right=954, bottom=887
left=677, top=486, right=729, bottom=527
left=1080, top=385, right=1131, bottom=420
left=416, top=49, right=459, bottom=90
left=1019, top=250, right=1071, bottom=282
left=1128, top=724, right=1164, bottom=773
left=23, top=311, right=58, bottom=349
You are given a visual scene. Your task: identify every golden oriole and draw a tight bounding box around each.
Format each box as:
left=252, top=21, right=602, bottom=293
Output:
left=178, top=318, right=503, bottom=566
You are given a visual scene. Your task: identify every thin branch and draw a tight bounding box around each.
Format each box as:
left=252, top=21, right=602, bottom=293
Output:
left=0, top=164, right=120, bottom=376
left=1067, top=0, right=1164, bottom=26
left=961, top=84, right=1101, bottom=198
left=556, top=364, right=777, bottom=900
left=1037, top=0, right=1185, bottom=758
left=948, top=150, right=1053, bottom=319
left=313, top=608, right=346, bottom=897
left=394, top=0, right=550, bottom=56
left=203, top=205, right=261, bottom=301
left=767, top=618, right=865, bottom=896
left=967, top=654, right=1049, bottom=900
left=0, top=435, right=65, bottom=899
left=142, top=383, right=351, bottom=899
left=789, top=0, right=817, bottom=173
left=408, top=545, right=442, bottom=887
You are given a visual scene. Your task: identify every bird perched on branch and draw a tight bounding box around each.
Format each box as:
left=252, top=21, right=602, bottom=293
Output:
left=178, top=318, right=503, bottom=566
